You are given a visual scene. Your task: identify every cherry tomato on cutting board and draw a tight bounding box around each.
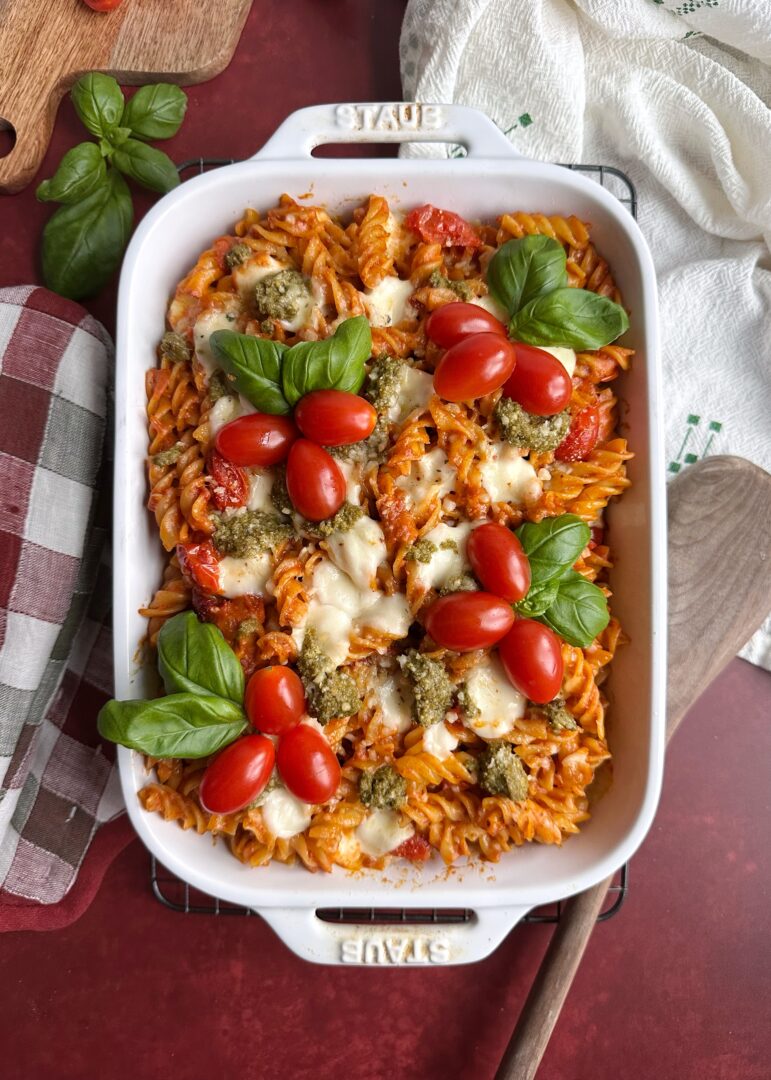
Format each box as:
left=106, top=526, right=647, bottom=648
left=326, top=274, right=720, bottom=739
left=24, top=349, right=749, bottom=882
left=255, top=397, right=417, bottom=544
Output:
left=497, top=619, right=564, bottom=703
left=199, top=734, right=275, bottom=815
left=285, top=439, right=345, bottom=521
left=82, top=0, right=123, bottom=10
left=294, top=389, right=377, bottom=446
left=502, top=343, right=573, bottom=416
left=277, top=724, right=341, bottom=803
left=176, top=539, right=220, bottom=594
left=466, top=522, right=531, bottom=603
left=554, top=405, right=600, bottom=462
left=425, top=302, right=507, bottom=349
left=404, top=205, right=481, bottom=248
left=423, top=591, right=515, bottom=652
left=215, top=413, right=298, bottom=467
left=208, top=449, right=248, bottom=511
left=433, top=333, right=517, bottom=402
left=245, top=666, right=305, bottom=736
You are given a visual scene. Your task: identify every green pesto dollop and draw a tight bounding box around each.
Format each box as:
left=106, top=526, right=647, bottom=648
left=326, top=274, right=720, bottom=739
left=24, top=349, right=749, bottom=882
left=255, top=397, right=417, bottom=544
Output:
left=455, top=681, right=480, bottom=720
left=253, top=269, right=310, bottom=323
left=249, top=769, right=282, bottom=808
left=494, top=399, right=571, bottom=453
left=478, top=743, right=529, bottom=802
left=427, top=269, right=475, bottom=301
left=439, top=573, right=477, bottom=596
left=359, top=765, right=407, bottom=810
left=317, top=501, right=364, bottom=537
left=327, top=421, right=389, bottom=463
left=305, top=670, right=361, bottom=725
left=403, top=651, right=454, bottom=728
left=207, top=369, right=237, bottom=403
left=151, top=443, right=182, bottom=468
left=159, top=331, right=191, bottom=364
left=269, top=465, right=293, bottom=518
left=404, top=539, right=437, bottom=564
left=225, top=242, right=251, bottom=271
left=236, top=617, right=262, bottom=640
left=365, top=355, right=403, bottom=414
left=545, top=698, right=578, bottom=731
left=212, top=509, right=292, bottom=558
left=297, top=628, right=334, bottom=684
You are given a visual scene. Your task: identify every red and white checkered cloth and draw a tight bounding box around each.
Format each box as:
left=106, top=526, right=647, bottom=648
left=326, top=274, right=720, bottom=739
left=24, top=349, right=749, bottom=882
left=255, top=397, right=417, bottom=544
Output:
left=0, top=286, right=125, bottom=918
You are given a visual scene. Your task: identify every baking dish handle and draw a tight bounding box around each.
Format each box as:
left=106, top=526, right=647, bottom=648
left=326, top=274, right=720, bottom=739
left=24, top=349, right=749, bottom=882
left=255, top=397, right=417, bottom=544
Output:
left=252, top=103, right=521, bottom=161
left=257, top=904, right=530, bottom=966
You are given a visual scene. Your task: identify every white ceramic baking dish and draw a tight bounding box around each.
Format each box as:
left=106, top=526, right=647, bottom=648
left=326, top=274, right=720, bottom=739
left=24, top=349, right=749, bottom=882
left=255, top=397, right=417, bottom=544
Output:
left=114, top=103, right=666, bottom=966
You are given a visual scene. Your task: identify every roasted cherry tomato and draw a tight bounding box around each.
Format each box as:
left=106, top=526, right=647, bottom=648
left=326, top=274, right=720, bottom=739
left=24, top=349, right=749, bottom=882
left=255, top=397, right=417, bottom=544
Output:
left=423, top=591, right=515, bottom=652
left=404, top=204, right=481, bottom=248
left=176, top=539, right=220, bottom=594
left=215, top=413, right=298, bottom=467
left=82, top=0, right=123, bottom=10
left=277, top=724, right=341, bottom=803
left=285, top=439, right=345, bottom=521
left=498, top=619, right=564, bottom=703
left=466, top=522, right=531, bottom=603
left=554, top=405, right=600, bottom=462
left=245, top=666, right=305, bottom=736
left=199, top=734, right=275, bottom=815
left=208, top=448, right=248, bottom=510
left=433, top=333, right=517, bottom=402
left=393, top=834, right=432, bottom=862
left=502, top=343, right=573, bottom=416
left=294, top=389, right=377, bottom=446
left=425, top=302, right=507, bottom=348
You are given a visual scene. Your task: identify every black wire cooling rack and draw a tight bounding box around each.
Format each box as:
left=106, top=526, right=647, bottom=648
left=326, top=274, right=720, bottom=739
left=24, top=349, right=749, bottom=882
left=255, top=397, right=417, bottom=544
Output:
left=148, top=156, right=635, bottom=927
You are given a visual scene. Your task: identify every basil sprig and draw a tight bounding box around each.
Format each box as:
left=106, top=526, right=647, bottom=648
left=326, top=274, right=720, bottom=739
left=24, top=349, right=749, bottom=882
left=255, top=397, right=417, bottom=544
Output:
left=37, top=73, right=187, bottom=300
left=98, top=612, right=248, bottom=759
left=486, top=235, right=629, bottom=351
left=515, top=514, right=610, bottom=647
left=209, top=316, right=372, bottom=414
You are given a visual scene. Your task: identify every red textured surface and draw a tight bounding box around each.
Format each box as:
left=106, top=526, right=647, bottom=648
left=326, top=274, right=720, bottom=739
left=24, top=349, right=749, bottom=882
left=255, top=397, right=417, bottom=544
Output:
left=2, top=3, right=770, bottom=1077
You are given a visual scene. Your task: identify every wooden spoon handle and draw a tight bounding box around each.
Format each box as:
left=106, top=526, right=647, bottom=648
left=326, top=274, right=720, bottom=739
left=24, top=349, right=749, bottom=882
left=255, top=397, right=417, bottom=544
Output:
left=495, top=456, right=771, bottom=1080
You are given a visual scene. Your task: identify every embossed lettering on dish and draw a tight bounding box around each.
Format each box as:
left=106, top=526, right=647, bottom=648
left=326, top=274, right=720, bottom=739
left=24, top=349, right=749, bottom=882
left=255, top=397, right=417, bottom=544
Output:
left=340, top=935, right=450, bottom=964
left=334, top=103, right=444, bottom=133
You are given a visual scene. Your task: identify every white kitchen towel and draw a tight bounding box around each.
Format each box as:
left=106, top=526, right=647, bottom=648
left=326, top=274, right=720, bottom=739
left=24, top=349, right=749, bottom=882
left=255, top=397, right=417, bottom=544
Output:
left=400, top=0, right=771, bottom=669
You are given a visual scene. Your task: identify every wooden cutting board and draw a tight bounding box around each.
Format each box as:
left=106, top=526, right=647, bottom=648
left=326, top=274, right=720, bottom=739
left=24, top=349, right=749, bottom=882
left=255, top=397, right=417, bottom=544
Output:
left=0, top=0, right=253, bottom=194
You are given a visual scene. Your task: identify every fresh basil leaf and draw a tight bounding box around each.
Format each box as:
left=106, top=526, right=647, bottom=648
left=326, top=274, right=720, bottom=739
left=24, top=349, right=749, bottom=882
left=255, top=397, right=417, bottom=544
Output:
left=282, top=315, right=371, bottom=407
left=540, top=571, right=610, bottom=647
left=515, top=578, right=560, bottom=619
left=516, top=514, right=590, bottom=588
left=109, top=126, right=133, bottom=148
left=121, top=83, right=188, bottom=141
left=97, top=694, right=247, bottom=759
left=210, top=330, right=290, bottom=415
left=70, top=73, right=125, bottom=138
left=510, top=287, right=630, bottom=350
left=487, top=236, right=568, bottom=316
left=36, top=142, right=106, bottom=204
left=157, top=612, right=244, bottom=704
left=41, top=168, right=133, bottom=300
left=112, top=138, right=180, bottom=194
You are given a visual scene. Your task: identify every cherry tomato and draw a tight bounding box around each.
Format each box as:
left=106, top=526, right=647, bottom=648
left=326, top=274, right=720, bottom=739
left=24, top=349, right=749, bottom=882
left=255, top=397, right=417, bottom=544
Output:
left=423, top=591, right=515, bottom=651
left=285, top=439, right=345, bottom=521
left=425, top=302, right=507, bottom=348
left=245, top=666, right=305, bottom=736
left=176, top=539, right=220, bottom=594
left=208, top=449, right=248, bottom=511
left=199, top=734, right=275, bottom=815
left=393, top=835, right=432, bottom=862
left=277, top=724, right=341, bottom=803
left=433, top=333, right=517, bottom=402
left=215, top=413, right=298, bottom=467
left=498, top=619, right=564, bottom=703
left=294, top=389, right=377, bottom=446
left=466, top=522, right=531, bottom=603
left=554, top=405, right=600, bottom=462
left=404, top=205, right=481, bottom=248
left=82, top=0, right=123, bottom=10
left=502, top=343, right=573, bottom=416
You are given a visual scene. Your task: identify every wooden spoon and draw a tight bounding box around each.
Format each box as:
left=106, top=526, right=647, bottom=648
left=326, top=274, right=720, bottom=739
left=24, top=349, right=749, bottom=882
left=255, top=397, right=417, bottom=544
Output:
left=495, top=456, right=771, bottom=1080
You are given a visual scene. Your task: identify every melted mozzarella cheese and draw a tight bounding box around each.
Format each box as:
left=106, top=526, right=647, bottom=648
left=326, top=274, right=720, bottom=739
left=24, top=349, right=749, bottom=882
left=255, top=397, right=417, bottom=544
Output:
left=356, top=809, right=413, bottom=858
left=231, top=254, right=287, bottom=296
left=360, top=593, right=412, bottom=636
left=207, top=395, right=241, bottom=436
left=261, top=788, right=313, bottom=839
left=386, top=365, right=434, bottom=423
left=422, top=721, right=459, bottom=761
left=471, top=292, right=509, bottom=324
left=365, top=276, right=416, bottom=327
left=324, top=516, right=386, bottom=591
left=217, top=552, right=272, bottom=599
left=193, top=307, right=240, bottom=375
left=412, top=521, right=474, bottom=592
left=480, top=442, right=542, bottom=505
left=462, top=655, right=526, bottom=739
left=539, top=345, right=576, bottom=377
left=376, top=671, right=414, bottom=734
left=246, top=469, right=274, bottom=512
left=336, top=458, right=363, bottom=504
left=396, top=447, right=455, bottom=507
